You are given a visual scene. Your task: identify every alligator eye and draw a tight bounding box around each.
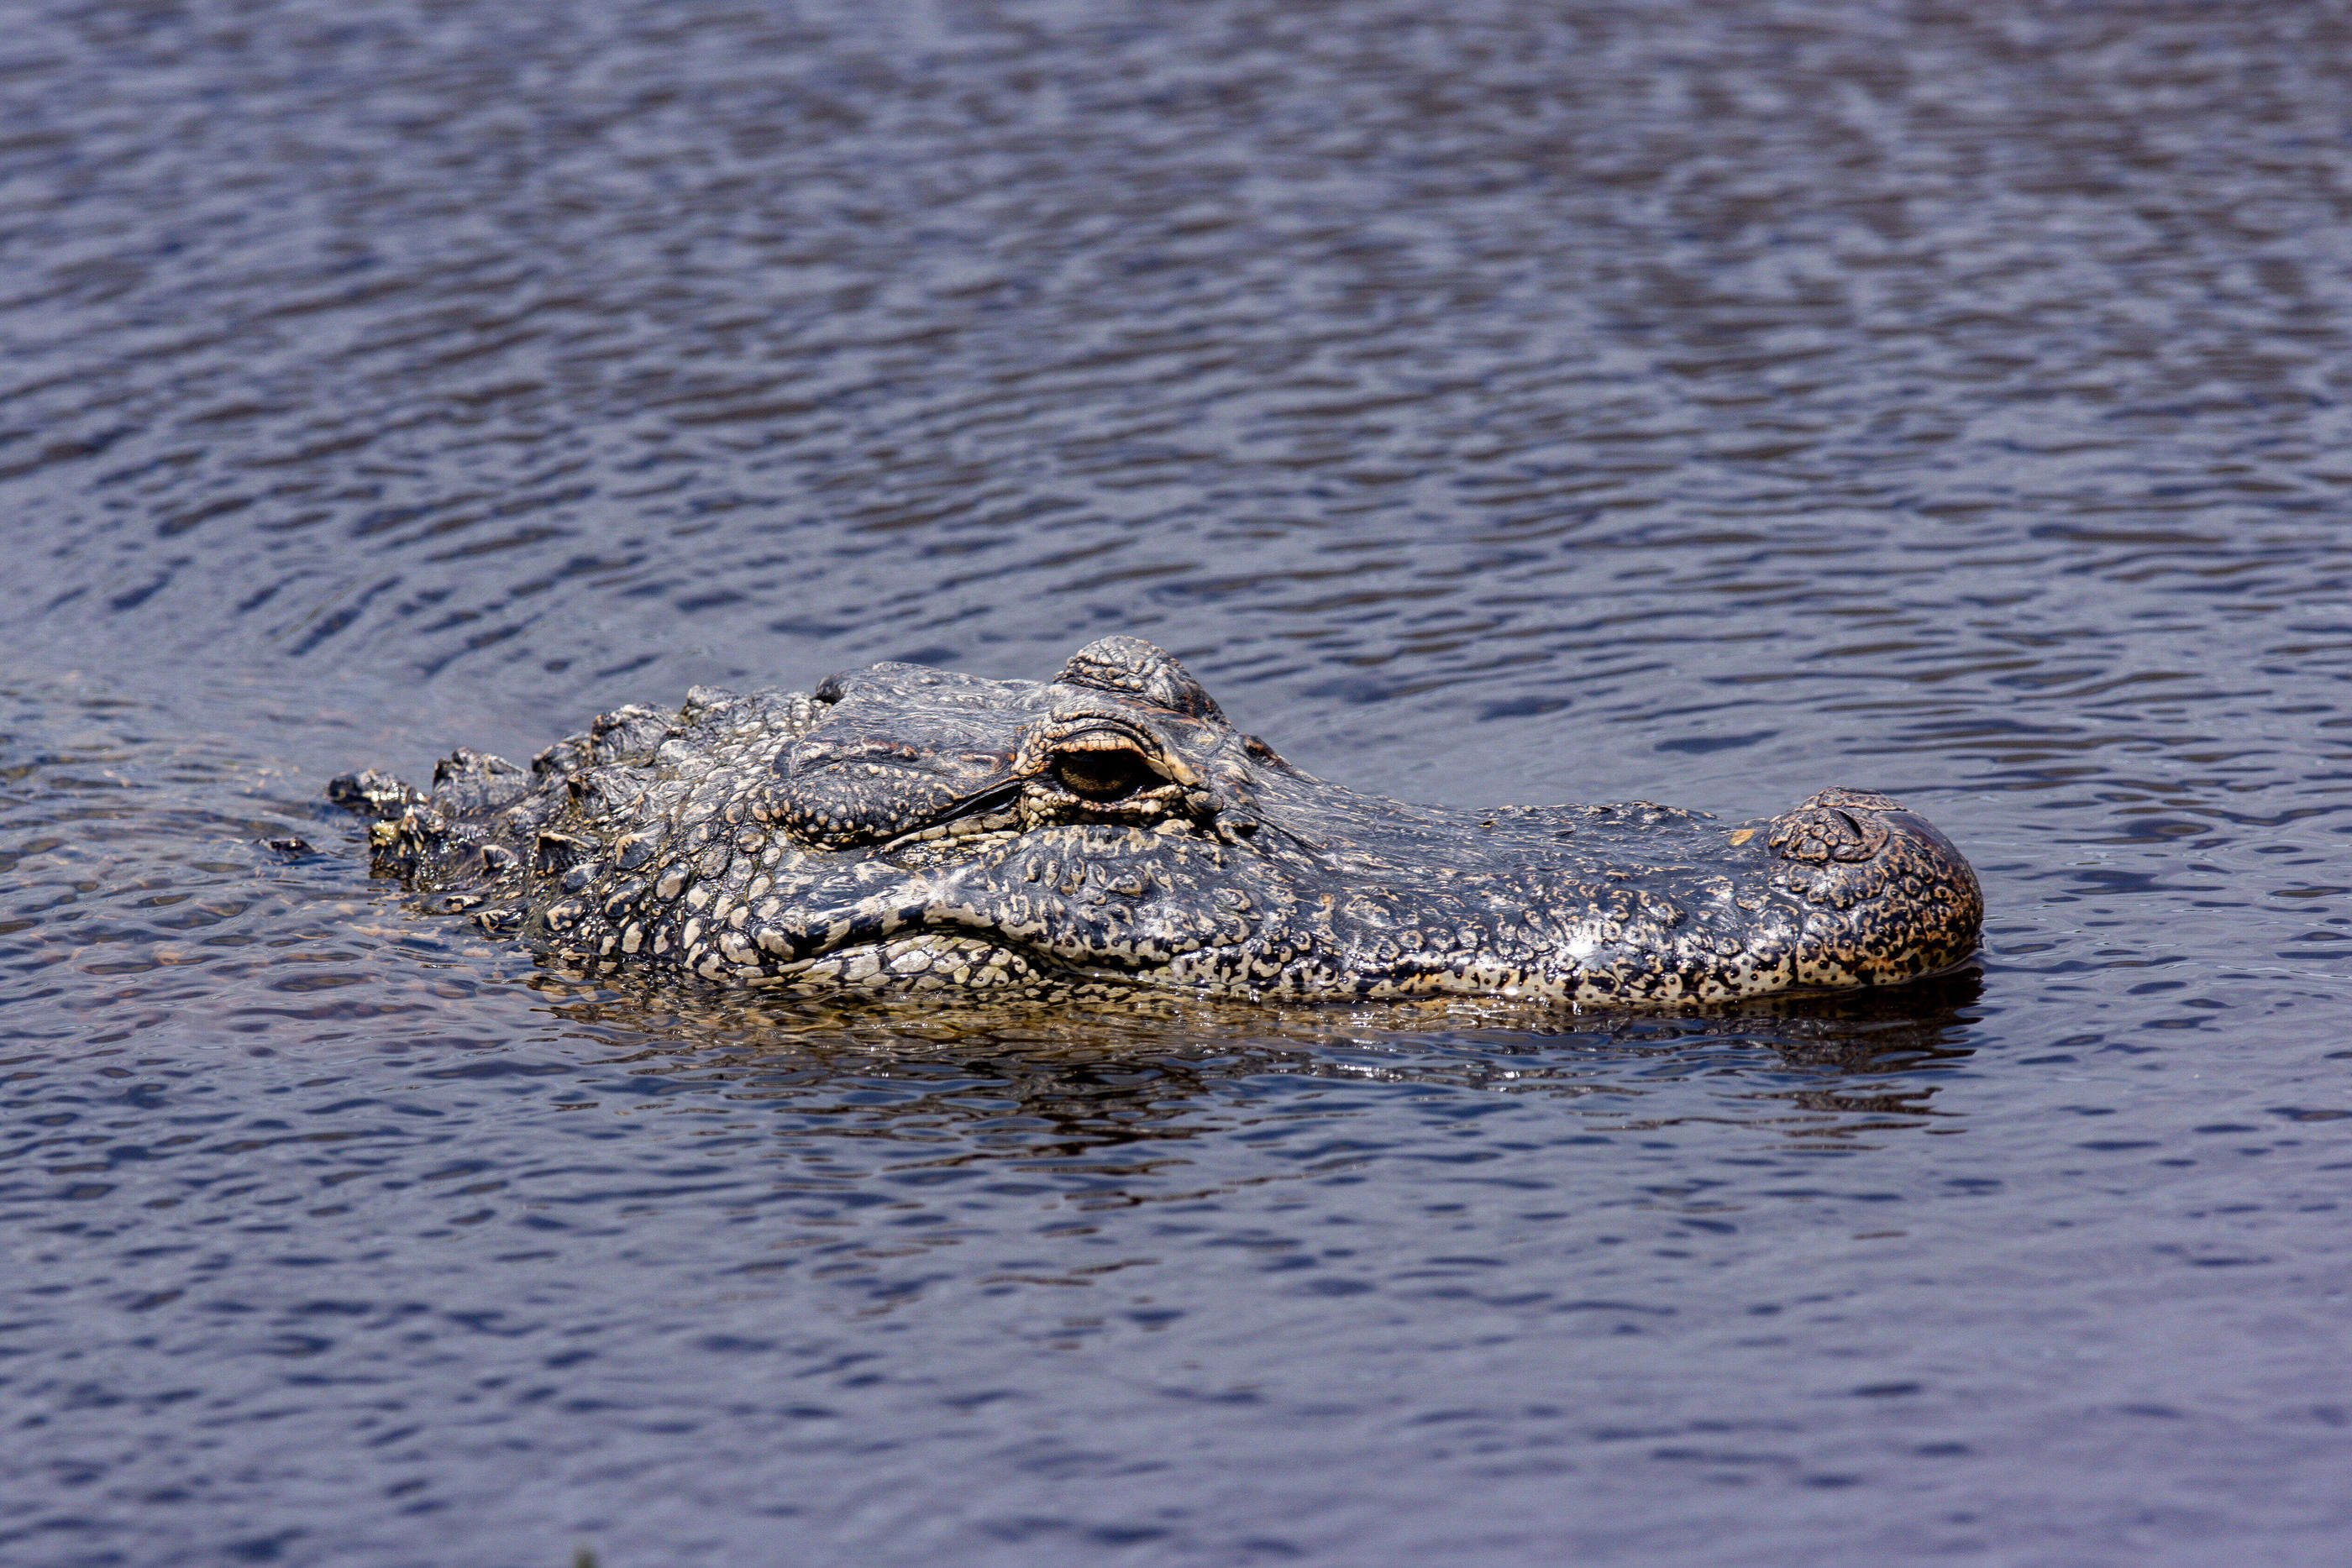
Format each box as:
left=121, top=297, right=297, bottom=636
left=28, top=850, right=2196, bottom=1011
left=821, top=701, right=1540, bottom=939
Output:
left=1052, top=746, right=1158, bottom=803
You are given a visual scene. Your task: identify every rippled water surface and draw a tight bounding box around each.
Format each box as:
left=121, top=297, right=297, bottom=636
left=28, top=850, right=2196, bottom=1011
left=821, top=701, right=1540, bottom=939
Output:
left=6, top=2, right=2352, bottom=1562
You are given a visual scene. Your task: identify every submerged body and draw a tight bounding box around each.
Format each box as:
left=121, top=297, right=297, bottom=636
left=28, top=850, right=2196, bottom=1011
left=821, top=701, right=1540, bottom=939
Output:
left=333, top=638, right=1981, bottom=1006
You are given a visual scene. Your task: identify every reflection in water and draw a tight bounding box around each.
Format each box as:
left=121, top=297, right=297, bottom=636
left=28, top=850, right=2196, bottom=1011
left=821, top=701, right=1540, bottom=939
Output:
left=525, top=964, right=1986, bottom=1168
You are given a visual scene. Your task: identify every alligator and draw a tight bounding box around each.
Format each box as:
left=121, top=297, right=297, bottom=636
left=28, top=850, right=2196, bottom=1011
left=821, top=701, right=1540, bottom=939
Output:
left=330, top=637, right=1982, bottom=1007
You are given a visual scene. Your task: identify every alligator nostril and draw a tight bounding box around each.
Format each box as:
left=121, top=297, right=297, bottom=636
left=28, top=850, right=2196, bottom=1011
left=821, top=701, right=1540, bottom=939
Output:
left=1767, top=798, right=1894, bottom=865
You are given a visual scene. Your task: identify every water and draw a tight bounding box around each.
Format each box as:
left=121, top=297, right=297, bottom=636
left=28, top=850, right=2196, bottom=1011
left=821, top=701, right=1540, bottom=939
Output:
left=4, top=1, right=2350, bottom=1561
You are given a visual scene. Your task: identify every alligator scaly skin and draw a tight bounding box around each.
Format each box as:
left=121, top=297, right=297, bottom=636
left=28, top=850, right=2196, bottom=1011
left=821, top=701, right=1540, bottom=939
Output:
left=332, top=637, right=1982, bottom=1006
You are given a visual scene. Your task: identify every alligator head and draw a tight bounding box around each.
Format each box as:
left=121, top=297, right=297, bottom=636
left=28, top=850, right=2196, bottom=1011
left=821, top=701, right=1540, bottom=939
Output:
left=332, top=637, right=1982, bottom=1006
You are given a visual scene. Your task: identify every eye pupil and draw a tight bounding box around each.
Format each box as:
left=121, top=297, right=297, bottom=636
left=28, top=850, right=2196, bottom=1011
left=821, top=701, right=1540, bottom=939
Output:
left=1053, top=748, right=1156, bottom=802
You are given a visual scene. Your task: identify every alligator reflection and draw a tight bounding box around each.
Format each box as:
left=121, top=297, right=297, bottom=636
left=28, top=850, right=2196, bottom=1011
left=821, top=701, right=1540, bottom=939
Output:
left=519, top=967, right=1984, bottom=1164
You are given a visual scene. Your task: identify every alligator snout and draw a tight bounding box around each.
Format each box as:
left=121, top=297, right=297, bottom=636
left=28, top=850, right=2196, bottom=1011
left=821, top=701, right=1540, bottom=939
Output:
left=1754, top=786, right=1983, bottom=989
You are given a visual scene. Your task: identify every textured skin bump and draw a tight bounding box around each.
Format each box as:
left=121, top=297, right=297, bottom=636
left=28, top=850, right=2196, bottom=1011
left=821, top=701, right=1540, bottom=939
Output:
left=1054, top=636, right=1229, bottom=723
left=331, top=637, right=1983, bottom=1006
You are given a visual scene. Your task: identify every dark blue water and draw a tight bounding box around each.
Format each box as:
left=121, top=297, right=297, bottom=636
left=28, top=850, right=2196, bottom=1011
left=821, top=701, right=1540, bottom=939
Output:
left=4, top=2, right=2350, bottom=1562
